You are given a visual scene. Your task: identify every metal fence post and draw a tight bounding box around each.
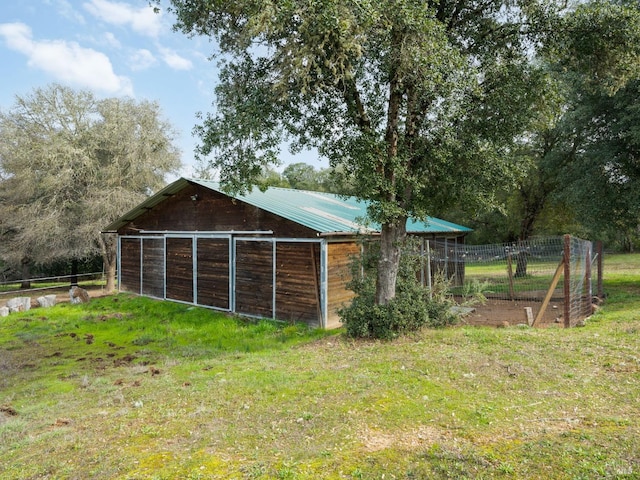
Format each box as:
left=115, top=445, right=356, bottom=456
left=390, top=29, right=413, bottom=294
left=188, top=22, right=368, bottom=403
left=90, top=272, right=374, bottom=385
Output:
left=597, top=241, right=604, bottom=299
left=584, top=241, right=592, bottom=317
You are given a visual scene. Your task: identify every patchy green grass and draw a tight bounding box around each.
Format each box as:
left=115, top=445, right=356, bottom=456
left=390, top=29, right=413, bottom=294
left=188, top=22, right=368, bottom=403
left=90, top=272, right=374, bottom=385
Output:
left=1, top=255, right=639, bottom=479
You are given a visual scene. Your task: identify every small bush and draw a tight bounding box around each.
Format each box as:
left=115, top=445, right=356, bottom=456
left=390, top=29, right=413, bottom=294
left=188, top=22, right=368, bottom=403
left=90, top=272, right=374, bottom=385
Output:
left=339, top=239, right=458, bottom=339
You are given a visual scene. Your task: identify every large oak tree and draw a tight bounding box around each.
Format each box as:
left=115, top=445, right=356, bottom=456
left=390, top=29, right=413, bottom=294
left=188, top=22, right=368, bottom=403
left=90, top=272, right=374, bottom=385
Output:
left=163, top=0, right=559, bottom=306
left=0, top=84, right=181, bottom=291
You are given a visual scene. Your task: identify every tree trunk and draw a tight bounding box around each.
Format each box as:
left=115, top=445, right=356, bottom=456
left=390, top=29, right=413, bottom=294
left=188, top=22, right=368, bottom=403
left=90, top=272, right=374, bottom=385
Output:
left=101, top=233, right=117, bottom=294
left=514, top=249, right=529, bottom=278
left=375, top=218, right=407, bottom=305
left=375, top=34, right=405, bottom=307
left=20, top=257, right=31, bottom=289
left=70, top=259, right=79, bottom=286
left=517, top=192, right=543, bottom=278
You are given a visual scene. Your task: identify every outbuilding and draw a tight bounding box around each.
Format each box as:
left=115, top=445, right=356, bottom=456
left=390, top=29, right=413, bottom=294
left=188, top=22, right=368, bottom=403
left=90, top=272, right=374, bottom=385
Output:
left=105, top=178, right=471, bottom=328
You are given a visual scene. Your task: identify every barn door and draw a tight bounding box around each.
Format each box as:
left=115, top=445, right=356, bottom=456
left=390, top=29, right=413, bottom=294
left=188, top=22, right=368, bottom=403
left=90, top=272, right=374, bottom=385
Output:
left=119, top=237, right=141, bottom=294
left=196, top=236, right=231, bottom=310
left=275, top=241, right=322, bottom=326
left=165, top=237, right=194, bottom=303
left=141, top=237, right=164, bottom=298
left=234, top=239, right=274, bottom=318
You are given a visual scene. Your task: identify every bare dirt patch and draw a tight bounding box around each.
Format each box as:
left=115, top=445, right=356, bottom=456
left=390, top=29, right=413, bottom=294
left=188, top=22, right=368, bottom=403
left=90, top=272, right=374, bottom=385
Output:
left=360, top=424, right=453, bottom=452
left=460, top=298, right=565, bottom=328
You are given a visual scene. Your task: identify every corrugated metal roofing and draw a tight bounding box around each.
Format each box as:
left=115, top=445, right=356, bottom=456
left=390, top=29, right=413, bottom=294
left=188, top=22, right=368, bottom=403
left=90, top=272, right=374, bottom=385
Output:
left=105, top=177, right=472, bottom=235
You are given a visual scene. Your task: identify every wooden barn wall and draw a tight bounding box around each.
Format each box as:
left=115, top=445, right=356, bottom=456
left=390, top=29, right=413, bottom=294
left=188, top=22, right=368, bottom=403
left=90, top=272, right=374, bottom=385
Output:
left=119, top=183, right=316, bottom=238
left=120, top=238, right=141, bottom=294
left=235, top=239, right=274, bottom=318
left=326, top=241, right=360, bottom=329
left=118, top=231, right=466, bottom=329
left=275, top=242, right=321, bottom=327
left=166, top=237, right=194, bottom=303
left=196, top=238, right=230, bottom=310
left=118, top=235, right=324, bottom=325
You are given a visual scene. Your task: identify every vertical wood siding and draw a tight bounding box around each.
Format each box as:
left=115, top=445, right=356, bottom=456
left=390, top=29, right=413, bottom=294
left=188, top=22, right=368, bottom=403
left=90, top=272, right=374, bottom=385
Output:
left=235, top=240, right=274, bottom=318
left=275, top=242, right=321, bottom=326
left=326, top=242, right=360, bottom=328
left=142, top=238, right=164, bottom=298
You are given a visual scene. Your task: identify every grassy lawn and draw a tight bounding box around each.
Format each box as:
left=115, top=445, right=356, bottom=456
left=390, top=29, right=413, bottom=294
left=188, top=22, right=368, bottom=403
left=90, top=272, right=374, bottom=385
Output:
left=1, top=254, right=639, bottom=479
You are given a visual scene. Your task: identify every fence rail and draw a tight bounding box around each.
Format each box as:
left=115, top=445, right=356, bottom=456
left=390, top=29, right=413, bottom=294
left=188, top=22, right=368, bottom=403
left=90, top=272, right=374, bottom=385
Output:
left=0, top=272, right=106, bottom=297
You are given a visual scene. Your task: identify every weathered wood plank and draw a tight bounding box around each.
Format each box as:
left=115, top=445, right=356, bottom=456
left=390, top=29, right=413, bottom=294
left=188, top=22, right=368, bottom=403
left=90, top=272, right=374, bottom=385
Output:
left=120, top=184, right=317, bottom=238
left=326, top=242, right=359, bottom=325
left=275, top=242, right=320, bottom=324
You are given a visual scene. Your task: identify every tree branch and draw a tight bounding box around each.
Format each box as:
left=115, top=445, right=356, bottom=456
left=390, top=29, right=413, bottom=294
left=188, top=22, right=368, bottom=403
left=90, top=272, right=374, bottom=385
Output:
left=336, top=77, right=371, bottom=132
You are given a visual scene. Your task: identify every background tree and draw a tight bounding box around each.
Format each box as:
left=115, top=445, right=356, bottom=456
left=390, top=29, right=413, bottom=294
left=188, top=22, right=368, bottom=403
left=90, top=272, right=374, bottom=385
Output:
left=0, top=84, right=181, bottom=291
left=256, top=166, right=291, bottom=189
left=282, top=162, right=321, bottom=191
left=561, top=79, right=640, bottom=251
left=165, top=0, right=556, bottom=307
left=444, top=1, right=640, bottom=248
left=517, top=2, right=640, bottom=243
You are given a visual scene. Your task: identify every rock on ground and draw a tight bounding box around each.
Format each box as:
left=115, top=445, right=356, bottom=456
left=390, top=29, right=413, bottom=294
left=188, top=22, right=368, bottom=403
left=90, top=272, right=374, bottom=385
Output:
left=37, top=295, right=57, bottom=308
left=6, top=297, right=31, bottom=313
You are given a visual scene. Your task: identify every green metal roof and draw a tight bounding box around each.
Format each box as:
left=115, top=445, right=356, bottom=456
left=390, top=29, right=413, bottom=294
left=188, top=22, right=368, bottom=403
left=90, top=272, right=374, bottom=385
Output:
left=105, top=177, right=472, bottom=235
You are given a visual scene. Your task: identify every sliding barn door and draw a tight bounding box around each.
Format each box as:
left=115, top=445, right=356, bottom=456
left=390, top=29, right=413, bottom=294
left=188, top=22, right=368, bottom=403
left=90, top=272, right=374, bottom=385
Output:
left=165, top=237, right=194, bottom=303
left=196, top=237, right=231, bottom=310
left=141, top=238, right=164, bottom=298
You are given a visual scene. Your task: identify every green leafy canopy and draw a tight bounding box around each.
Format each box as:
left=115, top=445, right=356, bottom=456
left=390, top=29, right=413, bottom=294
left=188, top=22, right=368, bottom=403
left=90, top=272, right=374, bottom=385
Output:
left=165, top=0, right=555, bottom=224
left=0, top=84, right=181, bottom=271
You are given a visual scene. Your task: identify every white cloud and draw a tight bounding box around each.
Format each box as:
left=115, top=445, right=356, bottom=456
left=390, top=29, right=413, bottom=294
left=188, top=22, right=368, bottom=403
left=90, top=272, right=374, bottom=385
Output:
left=83, top=0, right=162, bottom=38
left=103, top=32, right=121, bottom=48
left=49, top=0, right=86, bottom=24
left=0, top=22, right=133, bottom=96
left=129, top=48, right=156, bottom=71
left=158, top=46, right=192, bottom=70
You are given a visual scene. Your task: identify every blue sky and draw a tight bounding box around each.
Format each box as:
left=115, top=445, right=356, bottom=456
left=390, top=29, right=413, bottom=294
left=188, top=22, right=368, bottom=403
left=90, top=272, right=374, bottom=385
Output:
left=0, top=0, right=320, bottom=180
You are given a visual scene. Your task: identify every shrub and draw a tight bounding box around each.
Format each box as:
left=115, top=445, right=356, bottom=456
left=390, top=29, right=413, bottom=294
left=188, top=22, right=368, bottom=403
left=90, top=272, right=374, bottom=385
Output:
left=338, top=238, right=458, bottom=339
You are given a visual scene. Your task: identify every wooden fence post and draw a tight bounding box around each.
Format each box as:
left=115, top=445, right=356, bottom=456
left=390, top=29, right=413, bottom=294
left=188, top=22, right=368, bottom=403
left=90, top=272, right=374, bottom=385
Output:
left=563, top=234, right=571, bottom=328
left=507, top=251, right=515, bottom=300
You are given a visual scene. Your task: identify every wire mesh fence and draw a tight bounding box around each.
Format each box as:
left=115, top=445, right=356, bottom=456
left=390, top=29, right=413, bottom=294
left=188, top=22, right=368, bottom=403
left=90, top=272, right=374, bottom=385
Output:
left=417, top=235, right=601, bottom=328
